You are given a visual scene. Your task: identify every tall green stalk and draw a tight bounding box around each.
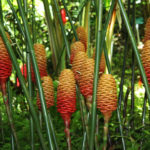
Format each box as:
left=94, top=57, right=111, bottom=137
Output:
left=0, top=16, right=48, bottom=150
left=118, top=0, right=150, bottom=106
left=24, top=1, right=35, bottom=149
left=53, top=0, right=70, bottom=60
left=89, top=0, right=103, bottom=149
left=16, top=0, right=55, bottom=149
left=0, top=0, right=3, bottom=24
left=131, top=0, right=136, bottom=130
left=7, top=81, right=15, bottom=150
left=42, top=0, right=59, bottom=70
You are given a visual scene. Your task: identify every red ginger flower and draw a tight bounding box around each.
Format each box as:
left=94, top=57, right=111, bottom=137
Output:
left=70, top=41, right=85, bottom=64
left=31, top=43, right=47, bottom=82
left=16, top=64, right=27, bottom=87
left=37, top=76, right=54, bottom=110
left=57, top=69, right=76, bottom=120
left=97, top=74, right=117, bottom=120
left=72, top=51, right=87, bottom=81
left=60, top=8, right=67, bottom=24
left=0, top=32, right=12, bottom=85
left=141, top=40, right=150, bottom=84
left=78, top=58, right=94, bottom=109
left=57, top=69, right=76, bottom=149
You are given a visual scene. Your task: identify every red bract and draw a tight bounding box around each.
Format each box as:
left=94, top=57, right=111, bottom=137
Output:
left=17, top=64, right=27, bottom=87
left=60, top=8, right=67, bottom=24
left=0, top=33, right=12, bottom=85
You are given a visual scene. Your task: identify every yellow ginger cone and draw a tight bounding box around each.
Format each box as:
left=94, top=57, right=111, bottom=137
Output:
left=97, top=74, right=117, bottom=150
left=32, top=43, right=47, bottom=82
left=76, top=26, right=88, bottom=50
left=97, top=74, right=117, bottom=121
left=143, top=17, right=150, bottom=43
left=57, top=69, right=76, bottom=150
left=141, top=40, right=150, bottom=84
left=79, top=58, right=95, bottom=109
left=37, top=76, right=54, bottom=110
left=70, top=41, right=85, bottom=64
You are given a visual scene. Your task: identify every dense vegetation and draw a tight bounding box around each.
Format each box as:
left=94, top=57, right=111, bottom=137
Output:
left=0, top=0, right=150, bottom=150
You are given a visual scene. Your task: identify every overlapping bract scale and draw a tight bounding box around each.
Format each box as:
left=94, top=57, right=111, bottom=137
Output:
left=37, top=76, right=54, bottom=110
left=79, top=58, right=94, bottom=98
left=72, top=51, right=87, bottom=81
left=97, top=74, right=117, bottom=116
left=70, top=41, right=85, bottom=64
left=76, top=26, right=87, bottom=50
left=141, top=40, right=150, bottom=84
left=143, top=18, right=150, bottom=43
left=31, top=43, right=47, bottom=82
left=93, top=50, right=106, bottom=75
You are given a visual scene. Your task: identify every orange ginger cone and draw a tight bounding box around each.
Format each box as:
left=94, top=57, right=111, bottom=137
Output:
left=97, top=74, right=117, bottom=150
left=141, top=40, right=150, bottom=84
left=37, top=76, right=54, bottom=110
left=76, top=26, right=88, bottom=50
left=57, top=69, right=76, bottom=150
left=0, top=33, right=20, bottom=149
left=72, top=51, right=88, bottom=81
left=70, top=41, right=85, bottom=64
left=93, top=49, right=106, bottom=75
left=0, top=32, right=12, bottom=95
left=143, top=18, right=150, bottom=43
left=31, top=43, right=47, bottom=82
left=78, top=58, right=95, bottom=110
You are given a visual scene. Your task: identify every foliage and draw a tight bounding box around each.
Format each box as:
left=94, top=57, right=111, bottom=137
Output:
left=0, top=0, right=150, bottom=150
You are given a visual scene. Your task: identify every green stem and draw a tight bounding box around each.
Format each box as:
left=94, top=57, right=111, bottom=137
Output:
left=118, top=0, right=150, bottom=107
left=48, top=111, right=59, bottom=150
left=77, top=0, right=89, bottom=18
left=53, top=0, right=70, bottom=60
left=7, top=81, right=15, bottom=150
left=42, top=0, right=59, bottom=70
left=76, top=86, right=89, bottom=149
left=103, top=122, right=109, bottom=150
left=26, top=48, right=34, bottom=150
left=89, top=1, right=103, bottom=150
left=32, top=0, right=36, bottom=43
left=7, top=0, right=25, bottom=39
left=1, top=82, right=20, bottom=150
left=0, top=0, right=3, bottom=24
left=16, top=0, right=54, bottom=149
left=0, top=19, right=48, bottom=150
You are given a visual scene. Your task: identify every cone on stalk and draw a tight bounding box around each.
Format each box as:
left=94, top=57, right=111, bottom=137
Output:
left=70, top=41, right=85, bottom=64
left=37, top=76, right=54, bottom=110
left=97, top=74, right=117, bottom=150
left=78, top=58, right=95, bottom=110
left=72, top=51, right=87, bottom=81
left=31, top=43, right=47, bottom=82
left=57, top=69, right=76, bottom=150
left=0, top=32, right=20, bottom=149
